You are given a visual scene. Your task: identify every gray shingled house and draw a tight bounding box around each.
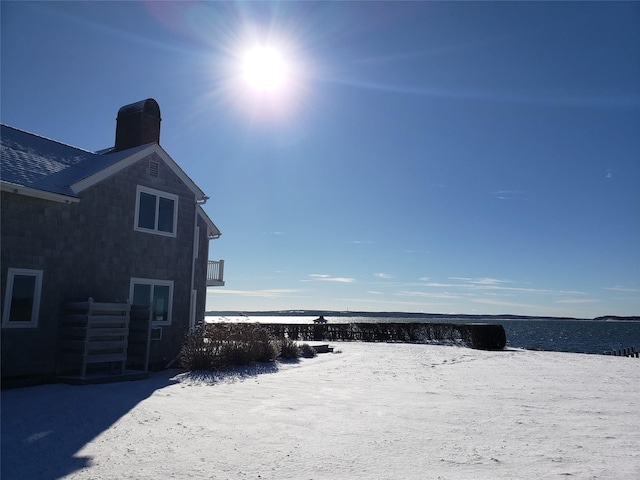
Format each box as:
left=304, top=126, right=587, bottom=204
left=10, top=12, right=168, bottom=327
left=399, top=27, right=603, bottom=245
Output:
left=1, top=99, right=224, bottom=385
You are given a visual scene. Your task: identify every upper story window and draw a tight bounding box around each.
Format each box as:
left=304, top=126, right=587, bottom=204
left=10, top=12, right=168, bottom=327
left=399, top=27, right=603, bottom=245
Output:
left=2, top=268, right=43, bottom=328
left=134, top=185, right=178, bottom=237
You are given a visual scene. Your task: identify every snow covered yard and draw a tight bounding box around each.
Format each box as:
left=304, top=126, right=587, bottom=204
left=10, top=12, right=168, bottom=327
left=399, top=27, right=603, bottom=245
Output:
left=2, top=343, right=639, bottom=479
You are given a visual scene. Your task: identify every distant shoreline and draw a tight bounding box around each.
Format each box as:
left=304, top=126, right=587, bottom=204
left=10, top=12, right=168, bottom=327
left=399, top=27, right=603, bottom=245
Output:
left=205, top=310, right=640, bottom=322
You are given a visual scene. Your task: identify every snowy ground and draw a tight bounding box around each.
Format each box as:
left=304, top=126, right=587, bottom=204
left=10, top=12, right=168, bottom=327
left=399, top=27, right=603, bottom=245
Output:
left=2, top=343, right=639, bottom=479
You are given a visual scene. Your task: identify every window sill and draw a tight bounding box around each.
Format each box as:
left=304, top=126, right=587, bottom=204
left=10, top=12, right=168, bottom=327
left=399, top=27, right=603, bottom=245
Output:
left=134, top=226, right=177, bottom=238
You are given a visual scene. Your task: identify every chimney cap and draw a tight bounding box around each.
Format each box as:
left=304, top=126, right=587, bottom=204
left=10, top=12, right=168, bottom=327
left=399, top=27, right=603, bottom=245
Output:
left=114, top=98, right=161, bottom=151
left=117, top=98, right=161, bottom=120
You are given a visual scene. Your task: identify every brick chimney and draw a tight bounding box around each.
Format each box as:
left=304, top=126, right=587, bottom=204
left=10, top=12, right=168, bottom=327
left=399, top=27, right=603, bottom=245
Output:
left=114, top=98, right=161, bottom=151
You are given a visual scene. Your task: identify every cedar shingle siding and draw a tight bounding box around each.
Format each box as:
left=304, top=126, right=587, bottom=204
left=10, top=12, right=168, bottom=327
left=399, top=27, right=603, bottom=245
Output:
left=1, top=101, right=222, bottom=383
left=1, top=154, right=195, bottom=378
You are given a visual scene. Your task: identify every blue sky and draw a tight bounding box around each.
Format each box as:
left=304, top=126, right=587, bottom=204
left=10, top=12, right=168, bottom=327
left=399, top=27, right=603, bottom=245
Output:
left=2, top=1, right=639, bottom=317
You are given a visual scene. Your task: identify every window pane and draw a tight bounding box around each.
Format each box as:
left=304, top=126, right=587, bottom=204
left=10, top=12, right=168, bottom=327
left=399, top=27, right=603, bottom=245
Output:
left=10, top=275, right=36, bottom=322
left=153, top=285, right=170, bottom=323
left=138, top=192, right=156, bottom=229
left=157, top=197, right=175, bottom=233
left=132, top=284, right=151, bottom=306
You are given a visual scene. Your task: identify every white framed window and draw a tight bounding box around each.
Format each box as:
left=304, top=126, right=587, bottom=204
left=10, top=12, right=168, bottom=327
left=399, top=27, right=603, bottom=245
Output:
left=2, top=268, right=43, bottom=328
left=134, top=185, right=178, bottom=237
left=129, top=278, right=174, bottom=326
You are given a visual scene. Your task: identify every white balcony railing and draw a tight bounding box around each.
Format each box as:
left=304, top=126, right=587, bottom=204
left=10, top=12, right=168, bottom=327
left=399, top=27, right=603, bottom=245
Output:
left=207, top=260, right=225, bottom=286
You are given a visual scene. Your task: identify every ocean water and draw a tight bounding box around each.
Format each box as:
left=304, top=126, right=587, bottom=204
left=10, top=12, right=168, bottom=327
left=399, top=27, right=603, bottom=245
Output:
left=205, top=314, right=640, bottom=355
left=492, top=319, right=640, bottom=354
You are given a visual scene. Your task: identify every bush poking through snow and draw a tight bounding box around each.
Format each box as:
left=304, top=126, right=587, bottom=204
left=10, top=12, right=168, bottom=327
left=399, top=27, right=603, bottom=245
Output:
left=181, top=323, right=279, bottom=371
left=181, top=324, right=320, bottom=371
left=279, top=337, right=302, bottom=359
left=300, top=343, right=318, bottom=358
left=180, top=324, right=218, bottom=371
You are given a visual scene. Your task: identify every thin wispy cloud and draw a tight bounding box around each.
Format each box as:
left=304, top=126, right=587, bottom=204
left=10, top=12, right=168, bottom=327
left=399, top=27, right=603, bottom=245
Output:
left=420, top=282, right=458, bottom=288
left=472, top=298, right=541, bottom=309
left=604, top=286, right=640, bottom=293
left=208, top=289, right=300, bottom=298
left=308, top=274, right=356, bottom=283
left=374, top=272, right=392, bottom=279
left=416, top=277, right=587, bottom=297
left=448, top=277, right=512, bottom=286
left=491, top=190, right=526, bottom=200
left=395, top=291, right=461, bottom=300
left=342, top=297, right=455, bottom=309
left=555, top=299, right=599, bottom=304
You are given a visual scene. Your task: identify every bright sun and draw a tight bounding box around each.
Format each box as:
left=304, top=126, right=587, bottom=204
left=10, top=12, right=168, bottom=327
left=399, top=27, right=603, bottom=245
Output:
left=227, top=37, right=306, bottom=120
left=242, top=46, right=288, bottom=92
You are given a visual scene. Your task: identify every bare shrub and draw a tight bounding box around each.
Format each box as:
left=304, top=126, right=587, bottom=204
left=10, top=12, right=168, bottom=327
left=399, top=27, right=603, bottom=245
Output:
left=181, top=323, right=281, bottom=371
left=180, top=325, right=216, bottom=371
left=279, top=337, right=301, bottom=359
left=250, top=326, right=280, bottom=363
left=180, top=323, right=336, bottom=372
left=300, top=343, right=317, bottom=358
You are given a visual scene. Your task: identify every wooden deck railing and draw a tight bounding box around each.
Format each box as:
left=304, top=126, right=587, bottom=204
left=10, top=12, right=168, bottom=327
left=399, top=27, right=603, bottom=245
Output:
left=57, top=298, right=130, bottom=377
left=207, top=260, right=225, bottom=286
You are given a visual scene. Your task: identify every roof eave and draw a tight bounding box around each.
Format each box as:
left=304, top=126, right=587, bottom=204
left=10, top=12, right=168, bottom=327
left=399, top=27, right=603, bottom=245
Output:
left=197, top=205, right=222, bottom=239
left=70, top=144, right=206, bottom=200
left=1, top=181, right=80, bottom=204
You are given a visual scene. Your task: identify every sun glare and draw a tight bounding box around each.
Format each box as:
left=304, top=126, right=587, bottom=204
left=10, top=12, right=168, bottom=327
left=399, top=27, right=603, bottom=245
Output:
left=242, top=46, right=288, bottom=92
left=220, top=34, right=308, bottom=122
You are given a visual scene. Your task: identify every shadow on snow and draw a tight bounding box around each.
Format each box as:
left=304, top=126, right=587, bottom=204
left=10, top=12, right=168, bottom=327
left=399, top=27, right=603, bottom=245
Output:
left=1, top=362, right=285, bottom=479
left=174, top=361, right=284, bottom=386
left=1, top=371, right=178, bottom=479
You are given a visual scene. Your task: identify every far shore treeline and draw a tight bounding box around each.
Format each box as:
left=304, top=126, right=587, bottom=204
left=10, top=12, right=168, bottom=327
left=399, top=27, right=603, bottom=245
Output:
left=206, top=310, right=640, bottom=322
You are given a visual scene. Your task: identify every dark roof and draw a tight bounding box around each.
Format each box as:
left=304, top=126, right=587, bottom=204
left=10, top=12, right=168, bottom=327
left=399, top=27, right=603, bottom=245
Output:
left=0, top=124, right=149, bottom=198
